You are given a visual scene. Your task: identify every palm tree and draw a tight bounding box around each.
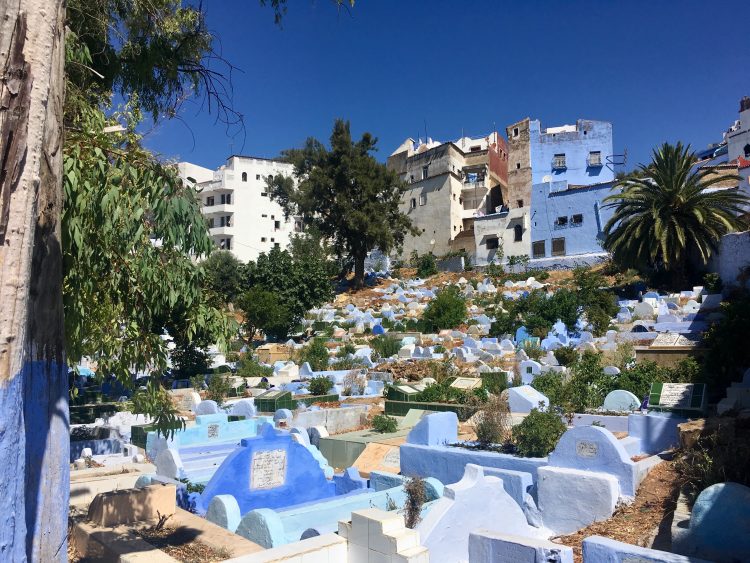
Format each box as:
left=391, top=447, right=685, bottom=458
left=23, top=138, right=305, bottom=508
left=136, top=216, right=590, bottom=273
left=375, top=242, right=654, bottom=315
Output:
left=603, top=142, right=748, bottom=280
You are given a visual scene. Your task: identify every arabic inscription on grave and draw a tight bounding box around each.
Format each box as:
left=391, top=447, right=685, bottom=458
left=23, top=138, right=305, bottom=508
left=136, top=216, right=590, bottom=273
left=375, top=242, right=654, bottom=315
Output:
left=207, top=424, right=220, bottom=439
left=659, top=383, right=693, bottom=408
left=576, top=440, right=598, bottom=458
left=250, top=449, right=287, bottom=490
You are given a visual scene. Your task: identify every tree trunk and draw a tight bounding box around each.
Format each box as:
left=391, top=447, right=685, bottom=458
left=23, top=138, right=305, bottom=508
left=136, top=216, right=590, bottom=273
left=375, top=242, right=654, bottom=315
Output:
left=353, top=251, right=365, bottom=289
left=0, top=2, right=67, bottom=561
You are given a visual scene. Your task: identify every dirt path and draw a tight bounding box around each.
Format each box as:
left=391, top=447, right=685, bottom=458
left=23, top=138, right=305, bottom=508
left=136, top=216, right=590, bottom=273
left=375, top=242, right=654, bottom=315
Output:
left=554, top=460, right=681, bottom=562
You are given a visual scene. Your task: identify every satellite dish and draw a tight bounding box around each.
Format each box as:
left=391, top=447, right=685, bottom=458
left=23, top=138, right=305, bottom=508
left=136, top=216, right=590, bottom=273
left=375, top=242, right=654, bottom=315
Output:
left=542, top=175, right=552, bottom=183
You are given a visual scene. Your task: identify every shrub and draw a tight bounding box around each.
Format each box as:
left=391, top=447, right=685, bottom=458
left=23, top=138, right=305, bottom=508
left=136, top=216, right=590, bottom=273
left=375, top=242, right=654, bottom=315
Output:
left=564, top=351, right=613, bottom=412
left=235, top=357, right=273, bottom=378
left=371, top=335, right=401, bottom=360
left=416, top=253, right=438, bottom=278
left=372, top=413, right=398, bottom=433
left=617, top=361, right=668, bottom=401
left=332, top=356, right=366, bottom=370
left=342, top=370, right=367, bottom=396
left=474, top=394, right=510, bottom=445
left=702, top=272, right=723, bottom=294
left=702, top=294, right=750, bottom=393
left=402, top=477, right=427, bottom=529
left=481, top=371, right=508, bottom=395
left=189, top=374, right=205, bottom=391
left=523, top=343, right=544, bottom=361
left=530, top=370, right=565, bottom=406
left=299, top=338, right=330, bottom=371
left=307, top=376, right=333, bottom=396
left=486, top=262, right=505, bottom=278
left=553, top=346, right=579, bottom=367
left=336, top=342, right=356, bottom=358
left=206, top=374, right=232, bottom=406
left=421, top=286, right=467, bottom=332
left=512, top=407, right=567, bottom=458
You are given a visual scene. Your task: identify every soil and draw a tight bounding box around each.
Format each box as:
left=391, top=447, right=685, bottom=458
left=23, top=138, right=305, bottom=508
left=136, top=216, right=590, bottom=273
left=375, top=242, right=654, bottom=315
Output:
left=554, top=460, right=682, bottom=562
left=136, top=525, right=232, bottom=563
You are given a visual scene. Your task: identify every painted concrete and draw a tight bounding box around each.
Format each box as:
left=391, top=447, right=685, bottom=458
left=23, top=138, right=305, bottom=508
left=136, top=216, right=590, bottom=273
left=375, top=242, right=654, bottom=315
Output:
left=400, top=443, right=548, bottom=486
left=583, top=535, right=711, bottom=562
left=468, top=530, right=574, bottom=563
left=406, top=411, right=458, bottom=446
left=627, top=412, right=686, bottom=455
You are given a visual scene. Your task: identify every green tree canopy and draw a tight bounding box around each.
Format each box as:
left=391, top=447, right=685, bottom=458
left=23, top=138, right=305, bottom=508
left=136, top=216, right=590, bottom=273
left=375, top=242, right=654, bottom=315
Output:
left=269, top=119, right=418, bottom=287
left=236, top=287, right=292, bottom=342
left=202, top=250, right=245, bottom=304
left=603, top=142, right=748, bottom=279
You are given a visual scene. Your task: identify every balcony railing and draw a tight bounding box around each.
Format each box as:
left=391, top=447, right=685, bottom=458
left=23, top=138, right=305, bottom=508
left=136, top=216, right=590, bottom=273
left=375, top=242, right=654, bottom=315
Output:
left=587, top=155, right=603, bottom=167
left=551, top=158, right=567, bottom=170
left=463, top=179, right=486, bottom=189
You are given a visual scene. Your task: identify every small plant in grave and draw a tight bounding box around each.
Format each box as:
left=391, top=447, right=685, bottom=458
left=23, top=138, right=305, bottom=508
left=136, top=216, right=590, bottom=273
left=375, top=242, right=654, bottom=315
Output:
left=421, top=286, right=467, bottom=332
left=342, top=370, right=367, bottom=396
left=307, top=376, right=333, bottom=396
left=372, top=413, right=398, bottom=433
left=473, top=394, right=511, bottom=446
left=402, top=477, right=427, bottom=529
left=206, top=373, right=232, bottom=406
left=189, top=374, right=205, bottom=391
left=298, top=338, right=330, bottom=371
left=512, top=405, right=567, bottom=458
left=371, top=335, right=401, bottom=360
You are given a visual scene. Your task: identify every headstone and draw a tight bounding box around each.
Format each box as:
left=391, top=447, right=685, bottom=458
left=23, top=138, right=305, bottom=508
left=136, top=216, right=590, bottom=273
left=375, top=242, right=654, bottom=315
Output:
left=683, top=482, right=750, bottom=561
left=603, top=390, right=640, bottom=412
left=519, top=360, right=542, bottom=384
left=206, top=494, right=242, bottom=533
left=230, top=398, right=257, bottom=419
left=603, top=366, right=621, bottom=376
left=648, top=382, right=706, bottom=415
left=406, top=412, right=458, bottom=446
left=196, top=425, right=335, bottom=514
left=88, top=485, right=176, bottom=527
left=308, top=425, right=329, bottom=448
left=273, top=408, right=293, bottom=426
left=195, top=400, right=221, bottom=415
left=507, top=386, right=548, bottom=414
left=633, top=302, right=655, bottom=318
left=169, top=389, right=202, bottom=412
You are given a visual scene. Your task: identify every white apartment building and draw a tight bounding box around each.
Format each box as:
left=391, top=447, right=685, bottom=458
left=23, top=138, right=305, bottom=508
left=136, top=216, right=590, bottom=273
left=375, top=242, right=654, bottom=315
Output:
left=178, top=156, right=302, bottom=263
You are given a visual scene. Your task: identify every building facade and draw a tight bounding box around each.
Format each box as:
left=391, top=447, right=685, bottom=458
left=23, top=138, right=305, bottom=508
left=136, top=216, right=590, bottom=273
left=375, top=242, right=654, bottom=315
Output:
left=178, top=157, right=301, bottom=263
left=386, top=133, right=508, bottom=260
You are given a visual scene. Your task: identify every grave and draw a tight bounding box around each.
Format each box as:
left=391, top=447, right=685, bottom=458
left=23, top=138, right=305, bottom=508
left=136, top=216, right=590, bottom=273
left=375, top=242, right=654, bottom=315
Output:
left=419, top=464, right=541, bottom=562
left=519, top=360, right=541, bottom=384
left=507, top=386, right=549, bottom=413
left=584, top=536, right=710, bottom=563
left=196, top=425, right=335, bottom=515
left=602, top=390, right=640, bottom=412
left=168, top=388, right=202, bottom=412
left=468, top=531, right=574, bottom=563
left=648, top=382, right=706, bottom=416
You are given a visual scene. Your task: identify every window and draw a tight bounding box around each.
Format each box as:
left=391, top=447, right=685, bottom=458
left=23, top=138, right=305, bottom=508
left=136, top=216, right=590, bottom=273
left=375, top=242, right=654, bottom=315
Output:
left=274, top=243, right=280, bottom=248
left=571, top=214, right=583, bottom=226
left=274, top=220, right=280, bottom=230
left=410, top=198, right=417, bottom=209
left=219, top=215, right=231, bottom=227
left=486, top=237, right=499, bottom=250
left=410, top=174, right=414, bottom=183
left=744, top=144, right=750, bottom=158
left=588, top=151, right=602, bottom=167
left=470, top=145, right=481, bottom=152
left=513, top=127, right=519, bottom=137
left=241, top=172, right=247, bottom=182
left=262, top=214, right=268, bottom=218
left=268, top=175, right=274, bottom=182
left=261, top=191, right=268, bottom=197
left=271, top=215, right=275, bottom=219
left=516, top=199, right=524, bottom=208
left=552, top=153, right=567, bottom=169
left=206, top=196, right=214, bottom=206
left=422, top=165, right=429, bottom=180
left=256, top=174, right=260, bottom=180
left=208, top=218, right=215, bottom=228
left=555, top=216, right=568, bottom=228
left=419, top=194, right=427, bottom=206
left=261, top=237, right=267, bottom=242
left=270, top=237, right=275, bottom=242
left=516, top=162, right=521, bottom=170
left=514, top=224, right=523, bottom=242
left=225, top=238, right=231, bottom=250
left=532, top=240, right=546, bottom=258
left=552, top=237, right=566, bottom=256
left=220, top=193, right=232, bottom=204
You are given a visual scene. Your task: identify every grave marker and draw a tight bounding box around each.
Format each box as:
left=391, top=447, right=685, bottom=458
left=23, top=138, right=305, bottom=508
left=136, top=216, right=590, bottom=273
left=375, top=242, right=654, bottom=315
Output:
left=649, top=382, right=706, bottom=416
left=250, top=449, right=287, bottom=489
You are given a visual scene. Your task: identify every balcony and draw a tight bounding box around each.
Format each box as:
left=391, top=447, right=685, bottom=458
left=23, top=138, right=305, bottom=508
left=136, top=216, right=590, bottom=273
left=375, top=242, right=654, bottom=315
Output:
left=587, top=154, right=603, bottom=167
left=202, top=203, right=234, bottom=214
left=551, top=157, right=567, bottom=170
left=462, top=179, right=487, bottom=190
left=209, top=225, right=234, bottom=236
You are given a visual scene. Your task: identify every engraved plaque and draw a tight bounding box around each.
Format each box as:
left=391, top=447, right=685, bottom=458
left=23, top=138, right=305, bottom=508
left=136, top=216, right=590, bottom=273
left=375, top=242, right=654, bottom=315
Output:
left=576, top=440, right=598, bottom=458
left=383, top=448, right=401, bottom=468
left=658, top=384, right=693, bottom=408
left=251, top=449, right=287, bottom=490
left=207, top=423, right=220, bottom=439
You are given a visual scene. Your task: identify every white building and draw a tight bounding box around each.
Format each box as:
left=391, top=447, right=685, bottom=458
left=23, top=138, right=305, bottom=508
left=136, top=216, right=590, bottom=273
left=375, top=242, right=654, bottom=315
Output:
left=178, top=156, right=302, bottom=263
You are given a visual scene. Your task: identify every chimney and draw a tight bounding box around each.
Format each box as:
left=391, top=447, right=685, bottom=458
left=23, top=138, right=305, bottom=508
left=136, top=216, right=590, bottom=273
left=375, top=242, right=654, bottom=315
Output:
left=740, top=96, right=750, bottom=113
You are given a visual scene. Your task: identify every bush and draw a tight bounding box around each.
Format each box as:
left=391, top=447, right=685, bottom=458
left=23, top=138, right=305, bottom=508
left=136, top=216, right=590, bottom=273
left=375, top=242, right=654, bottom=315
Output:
left=235, top=357, right=273, bottom=378
left=564, top=351, right=613, bottom=412
left=474, top=394, right=511, bottom=445
left=421, top=286, right=467, bottom=332
left=189, top=374, right=205, bottom=391
left=703, top=272, right=723, bottom=294
left=416, top=253, right=438, bottom=278
left=206, top=374, right=232, bottom=406
left=336, top=342, right=356, bottom=358
left=512, top=407, right=567, bottom=458
left=342, top=370, right=367, bottom=396
left=702, top=294, right=750, bottom=393
left=523, top=343, right=544, bottom=360
left=298, top=338, right=330, bottom=371
left=371, top=335, right=401, bottom=360
left=530, top=371, right=565, bottom=406
left=402, top=477, right=427, bottom=529
left=481, top=371, right=508, bottom=395
left=372, top=413, right=398, bottom=433
left=307, top=376, right=333, bottom=396
left=553, top=346, right=579, bottom=366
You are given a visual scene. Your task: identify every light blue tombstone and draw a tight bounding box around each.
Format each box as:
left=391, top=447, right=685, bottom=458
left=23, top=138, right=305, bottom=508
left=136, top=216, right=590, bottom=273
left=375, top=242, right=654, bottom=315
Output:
left=407, top=412, right=458, bottom=446
left=230, top=399, right=257, bottom=419
left=603, top=390, right=640, bottom=412
left=515, top=326, right=530, bottom=343
left=372, top=324, right=385, bottom=336
left=684, top=482, right=750, bottom=561
left=274, top=408, right=293, bottom=425
left=206, top=494, right=242, bottom=533
left=195, top=399, right=221, bottom=415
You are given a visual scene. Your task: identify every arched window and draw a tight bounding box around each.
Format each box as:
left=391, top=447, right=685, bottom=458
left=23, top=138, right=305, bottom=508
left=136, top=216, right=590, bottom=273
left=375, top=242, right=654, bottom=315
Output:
left=744, top=143, right=750, bottom=158
left=241, top=172, right=247, bottom=182
left=514, top=224, right=523, bottom=242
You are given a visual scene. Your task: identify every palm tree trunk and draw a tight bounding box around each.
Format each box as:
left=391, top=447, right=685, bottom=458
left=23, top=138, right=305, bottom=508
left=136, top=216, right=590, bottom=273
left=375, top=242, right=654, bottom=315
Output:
left=0, top=3, right=67, bottom=560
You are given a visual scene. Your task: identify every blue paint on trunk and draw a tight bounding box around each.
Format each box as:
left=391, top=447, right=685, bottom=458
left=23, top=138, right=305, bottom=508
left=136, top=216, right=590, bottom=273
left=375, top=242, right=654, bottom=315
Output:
left=0, top=371, right=27, bottom=561
left=24, top=360, right=69, bottom=561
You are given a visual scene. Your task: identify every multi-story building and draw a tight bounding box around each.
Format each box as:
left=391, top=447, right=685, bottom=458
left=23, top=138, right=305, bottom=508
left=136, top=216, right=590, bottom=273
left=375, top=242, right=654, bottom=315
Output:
left=178, top=156, right=302, bottom=263
left=386, top=133, right=508, bottom=260
left=727, top=97, right=750, bottom=202
left=474, top=118, right=615, bottom=266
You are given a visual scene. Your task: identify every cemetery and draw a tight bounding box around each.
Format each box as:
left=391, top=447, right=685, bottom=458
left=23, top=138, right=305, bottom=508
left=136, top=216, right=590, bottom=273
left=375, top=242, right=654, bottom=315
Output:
left=64, top=265, right=750, bottom=562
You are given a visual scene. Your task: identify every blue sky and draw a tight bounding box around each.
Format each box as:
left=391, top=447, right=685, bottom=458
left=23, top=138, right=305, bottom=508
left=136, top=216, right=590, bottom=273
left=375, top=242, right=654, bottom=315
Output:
left=145, top=0, right=749, bottom=171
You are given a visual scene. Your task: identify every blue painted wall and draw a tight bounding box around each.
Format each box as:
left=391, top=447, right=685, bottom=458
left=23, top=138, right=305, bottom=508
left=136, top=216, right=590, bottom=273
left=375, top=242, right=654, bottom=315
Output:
left=197, top=425, right=335, bottom=514
left=528, top=119, right=614, bottom=186
left=530, top=181, right=616, bottom=259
